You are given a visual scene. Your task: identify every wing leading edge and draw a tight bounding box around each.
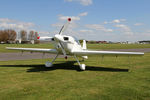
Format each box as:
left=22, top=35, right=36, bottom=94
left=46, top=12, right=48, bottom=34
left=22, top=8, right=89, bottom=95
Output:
left=6, top=47, right=58, bottom=54
left=73, top=50, right=144, bottom=56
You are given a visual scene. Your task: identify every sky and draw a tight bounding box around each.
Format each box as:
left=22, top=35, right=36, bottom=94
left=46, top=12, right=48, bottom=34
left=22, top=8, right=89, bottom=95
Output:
left=0, top=0, right=150, bottom=42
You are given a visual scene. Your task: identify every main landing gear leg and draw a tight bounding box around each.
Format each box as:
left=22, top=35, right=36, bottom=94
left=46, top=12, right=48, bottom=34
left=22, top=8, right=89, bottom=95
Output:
left=74, top=55, right=86, bottom=71
left=45, top=53, right=59, bottom=67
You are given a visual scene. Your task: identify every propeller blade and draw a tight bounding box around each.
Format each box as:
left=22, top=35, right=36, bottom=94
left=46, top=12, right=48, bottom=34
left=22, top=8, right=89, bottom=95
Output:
left=59, top=25, right=64, bottom=35
left=58, top=18, right=71, bottom=35
left=58, top=42, right=67, bottom=59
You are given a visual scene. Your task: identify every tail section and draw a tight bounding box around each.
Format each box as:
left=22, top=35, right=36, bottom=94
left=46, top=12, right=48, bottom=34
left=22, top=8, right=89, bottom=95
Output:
left=82, top=40, right=88, bottom=59
left=82, top=40, right=87, bottom=50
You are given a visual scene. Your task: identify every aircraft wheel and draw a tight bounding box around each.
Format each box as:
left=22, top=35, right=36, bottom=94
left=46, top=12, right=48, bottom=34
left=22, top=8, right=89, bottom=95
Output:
left=45, top=61, right=53, bottom=67
left=80, top=64, right=86, bottom=71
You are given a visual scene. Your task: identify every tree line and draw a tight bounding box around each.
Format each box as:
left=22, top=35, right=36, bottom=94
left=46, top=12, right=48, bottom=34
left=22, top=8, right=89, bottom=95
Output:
left=0, top=29, right=39, bottom=43
left=0, top=29, right=16, bottom=43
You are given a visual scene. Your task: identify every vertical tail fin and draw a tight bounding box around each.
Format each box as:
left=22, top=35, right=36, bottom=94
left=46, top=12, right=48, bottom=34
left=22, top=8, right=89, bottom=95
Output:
left=82, top=40, right=87, bottom=50
left=82, top=40, right=88, bottom=59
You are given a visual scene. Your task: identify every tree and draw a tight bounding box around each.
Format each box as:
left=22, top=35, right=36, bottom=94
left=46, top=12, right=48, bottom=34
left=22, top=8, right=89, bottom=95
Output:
left=34, top=32, right=40, bottom=44
left=8, top=29, right=17, bottom=41
left=20, top=30, right=27, bottom=41
left=0, top=31, right=3, bottom=42
left=0, top=29, right=17, bottom=43
left=34, top=32, right=38, bottom=41
left=0, top=30, right=9, bottom=43
left=28, top=30, right=35, bottom=41
left=5, top=29, right=17, bottom=41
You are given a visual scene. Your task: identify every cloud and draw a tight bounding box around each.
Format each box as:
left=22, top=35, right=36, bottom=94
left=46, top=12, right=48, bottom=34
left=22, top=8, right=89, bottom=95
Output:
left=85, top=24, right=113, bottom=32
left=38, top=31, right=51, bottom=35
left=115, top=24, right=130, bottom=31
left=79, top=12, right=88, bottom=16
left=0, top=18, right=16, bottom=23
left=134, top=23, right=143, bottom=26
left=79, top=29, right=93, bottom=33
left=51, top=23, right=63, bottom=27
left=146, top=30, right=150, bottom=33
left=112, top=19, right=120, bottom=23
left=65, top=0, right=93, bottom=6
left=114, top=24, right=133, bottom=35
left=51, top=21, right=78, bottom=29
left=0, top=18, right=35, bottom=30
left=104, top=19, right=126, bottom=24
left=79, top=0, right=93, bottom=6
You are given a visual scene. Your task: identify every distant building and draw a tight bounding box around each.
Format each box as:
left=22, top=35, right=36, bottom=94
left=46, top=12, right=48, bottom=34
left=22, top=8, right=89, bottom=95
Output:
left=138, top=40, right=150, bottom=44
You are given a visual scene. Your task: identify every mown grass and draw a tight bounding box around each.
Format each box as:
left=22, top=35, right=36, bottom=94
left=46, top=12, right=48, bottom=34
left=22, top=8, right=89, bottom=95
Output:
left=0, top=44, right=150, bottom=100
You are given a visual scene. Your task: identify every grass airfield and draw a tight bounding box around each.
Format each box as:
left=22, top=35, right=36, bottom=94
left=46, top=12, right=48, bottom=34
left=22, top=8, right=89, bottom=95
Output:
left=0, top=44, right=150, bottom=100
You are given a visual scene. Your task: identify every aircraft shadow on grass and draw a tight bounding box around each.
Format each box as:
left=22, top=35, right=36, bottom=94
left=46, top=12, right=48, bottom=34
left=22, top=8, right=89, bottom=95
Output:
left=0, top=61, right=129, bottom=72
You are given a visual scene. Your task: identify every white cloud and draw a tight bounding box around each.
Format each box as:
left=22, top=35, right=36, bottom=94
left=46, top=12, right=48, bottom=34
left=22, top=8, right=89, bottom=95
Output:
left=79, top=0, right=93, bottom=6
left=0, top=18, right=35, bottom=30
left=134, top=23, right=143, bottom=26
left=146, top=30, right=150, bottom=33
left=38, top=31, right=50, bottom=35
left=51, top=21, right=77, bottom=29
left=79, top=29, right=93, bottom=33
left=51, top=23, right=63, bottom=27
left=104, top=19, right=126, bottom=24
left=115, top=24, right=133, bottom=35
left=79, top=12, right=88, bottom=16
left=115, top=24, right=130, bottom=31
left=103, top=21, right=108, bottom=24
left=0, top=18, right=16, bottom=23
left=65, top=0, right=93, bottom=6
left=85, top=24, right=113, bottom=32
left=112, top=19, right=120, bottom=23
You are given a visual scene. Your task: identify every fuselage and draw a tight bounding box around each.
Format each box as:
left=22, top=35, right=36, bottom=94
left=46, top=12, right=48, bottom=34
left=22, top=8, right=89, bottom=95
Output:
left=53, top=34, right=83, bottom=55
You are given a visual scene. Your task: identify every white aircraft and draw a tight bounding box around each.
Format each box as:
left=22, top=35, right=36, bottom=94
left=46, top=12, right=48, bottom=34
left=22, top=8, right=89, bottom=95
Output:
left=6, top=18, right=144, bottom=70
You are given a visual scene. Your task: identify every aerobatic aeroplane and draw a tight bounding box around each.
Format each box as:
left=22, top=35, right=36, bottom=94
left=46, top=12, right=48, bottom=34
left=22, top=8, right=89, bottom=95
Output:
left=6, top=18, right=144, bottom=70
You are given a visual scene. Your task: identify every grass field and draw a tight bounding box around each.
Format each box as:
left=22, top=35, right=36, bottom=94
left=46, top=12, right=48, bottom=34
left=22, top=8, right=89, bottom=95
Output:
left=0, top=44, right=150, bottom=100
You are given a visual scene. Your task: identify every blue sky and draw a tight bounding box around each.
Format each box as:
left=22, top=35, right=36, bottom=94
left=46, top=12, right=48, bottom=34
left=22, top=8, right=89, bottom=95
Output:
left=0, top=0, right=150, bottom=41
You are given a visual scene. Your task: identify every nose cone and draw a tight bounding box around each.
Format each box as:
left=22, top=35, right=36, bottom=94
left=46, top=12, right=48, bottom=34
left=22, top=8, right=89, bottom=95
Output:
left=54, top=34, right=63, bottom=41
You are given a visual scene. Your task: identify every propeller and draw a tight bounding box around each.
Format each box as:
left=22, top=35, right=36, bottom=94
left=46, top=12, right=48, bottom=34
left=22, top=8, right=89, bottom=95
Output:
left=36, top=18, right=72, bottom=59
left=56, top=18, right=72, bottom=59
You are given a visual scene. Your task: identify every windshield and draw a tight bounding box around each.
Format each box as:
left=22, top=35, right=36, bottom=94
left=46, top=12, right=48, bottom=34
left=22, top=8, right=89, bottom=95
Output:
left=73, top=36, right=81, bottom=45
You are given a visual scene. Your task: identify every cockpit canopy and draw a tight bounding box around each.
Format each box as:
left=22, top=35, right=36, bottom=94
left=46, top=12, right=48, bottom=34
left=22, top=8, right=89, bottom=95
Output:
left=63, top=37, right=69, bottom=41
left=62, top=36, right=80, bottom=45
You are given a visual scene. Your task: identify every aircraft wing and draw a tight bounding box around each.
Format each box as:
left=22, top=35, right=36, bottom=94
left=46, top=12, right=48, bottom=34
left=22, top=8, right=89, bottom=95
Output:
left=6, top=47, right=58, bottom=54
left=73, top=49, right=144, bottom=56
